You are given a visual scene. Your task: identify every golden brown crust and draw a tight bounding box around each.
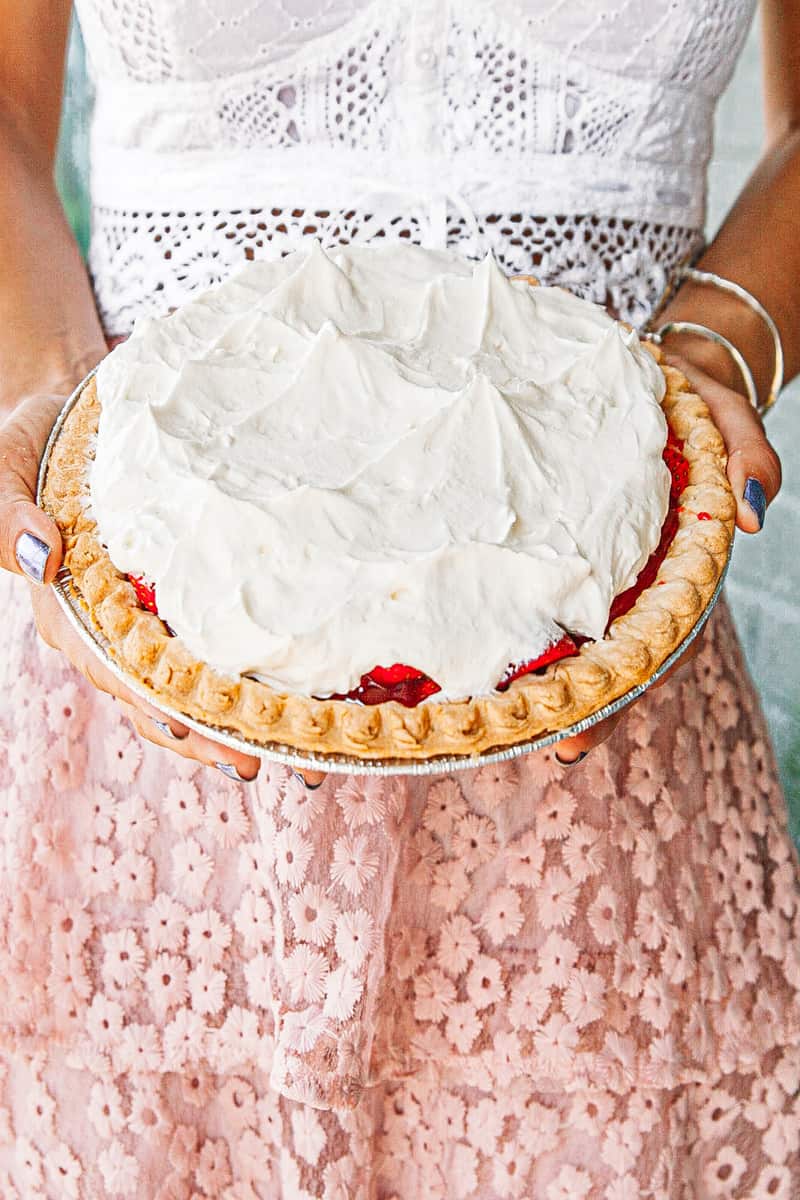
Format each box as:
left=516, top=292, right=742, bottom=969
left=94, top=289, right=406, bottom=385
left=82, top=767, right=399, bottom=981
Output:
left=41, top=340, right=735, bottom=762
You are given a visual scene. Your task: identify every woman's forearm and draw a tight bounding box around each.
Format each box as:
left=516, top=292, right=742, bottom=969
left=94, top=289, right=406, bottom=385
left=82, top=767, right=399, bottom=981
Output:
left=0, top=99, right=106, bottom=412
left=657, top=125, right=800, bottom=404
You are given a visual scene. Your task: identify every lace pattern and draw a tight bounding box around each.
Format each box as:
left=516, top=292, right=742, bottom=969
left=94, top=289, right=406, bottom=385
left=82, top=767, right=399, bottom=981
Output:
left=89, top=205, right=703, bottom=334
left=75, top=0, right=374, bottom=79
left=0, top=570, right=799, bottom=1195
left=74, top=0, right=757, bottom=334
left=74, top=0, right=756, bottom=88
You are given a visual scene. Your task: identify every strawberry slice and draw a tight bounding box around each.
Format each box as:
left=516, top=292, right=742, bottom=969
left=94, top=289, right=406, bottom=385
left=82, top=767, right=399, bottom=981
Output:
left=496, top=634, right=580, bottom=691
left=331, top=663, right=441, bottom=708
left=332, top=634, right=582, bottom=707
left=606, top=433, right=687, bottom=626
left=128, top=573, right=158, bottom=615
left=663, top=429, right=689, bottom=504
left=607, top=505, right=679, bottom=625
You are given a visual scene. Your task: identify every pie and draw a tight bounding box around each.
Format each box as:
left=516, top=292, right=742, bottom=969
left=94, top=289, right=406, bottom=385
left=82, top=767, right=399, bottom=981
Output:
left=40, top=242, right=735, bottom=762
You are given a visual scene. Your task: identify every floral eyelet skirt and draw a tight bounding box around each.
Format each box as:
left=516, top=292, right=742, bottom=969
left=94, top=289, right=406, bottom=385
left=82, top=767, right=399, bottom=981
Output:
left=0, top=570, right=798, bottom=1199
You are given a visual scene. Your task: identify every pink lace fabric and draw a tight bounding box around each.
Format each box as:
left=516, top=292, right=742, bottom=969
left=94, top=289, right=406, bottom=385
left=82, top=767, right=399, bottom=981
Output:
left=1, top=552, right=799, bottom=1198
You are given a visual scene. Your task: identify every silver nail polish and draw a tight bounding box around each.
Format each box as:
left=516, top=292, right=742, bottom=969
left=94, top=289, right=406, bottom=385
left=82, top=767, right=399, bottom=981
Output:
left=15, top=532, right=51, bottom=585
left=292, top=768, right=324, bottom=790
left=216, top=761, right=254, bottom=783
left=555, top=749, right=589, bottom=767
left=153, top=717, right=187, bottom=740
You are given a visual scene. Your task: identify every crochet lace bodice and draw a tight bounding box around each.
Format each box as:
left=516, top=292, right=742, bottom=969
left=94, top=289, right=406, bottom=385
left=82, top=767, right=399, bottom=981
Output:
left=73, top=0, right=757, bottom=334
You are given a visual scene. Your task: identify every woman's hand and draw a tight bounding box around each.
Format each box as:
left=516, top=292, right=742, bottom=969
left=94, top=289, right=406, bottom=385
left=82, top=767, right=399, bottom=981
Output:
left=5, top=345, right=773, bottom=786
left=0, top=389, right=262, bottom=782
left=553, top=340, right=781, bottom=765
left=232, top=340, right=784, bottom=784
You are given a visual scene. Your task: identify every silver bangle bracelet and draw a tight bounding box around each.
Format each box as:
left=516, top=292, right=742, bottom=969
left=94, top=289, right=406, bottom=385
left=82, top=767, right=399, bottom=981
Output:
left=648, top=265, right=784, bottom=415
left=648, top=319, right=759, bottom=413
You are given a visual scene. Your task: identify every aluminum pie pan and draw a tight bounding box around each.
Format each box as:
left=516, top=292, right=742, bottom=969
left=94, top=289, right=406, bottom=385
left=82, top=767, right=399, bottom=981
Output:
left=37, top=370, right=733, bottom=776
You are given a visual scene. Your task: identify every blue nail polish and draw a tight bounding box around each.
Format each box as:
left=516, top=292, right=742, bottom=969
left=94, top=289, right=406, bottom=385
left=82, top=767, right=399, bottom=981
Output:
left=743, top=478, right=766, bottom=529
left=216, top=761, right=255, bottom=783
left=15, top=532, right=51, bottom=584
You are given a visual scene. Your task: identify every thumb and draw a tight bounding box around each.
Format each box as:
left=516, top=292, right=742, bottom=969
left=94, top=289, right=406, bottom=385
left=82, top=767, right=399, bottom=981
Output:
left=662, top=353, right=782, bottom=535
left=725, top=433, right=782, bottom=535
left=0, top=394, right=66, bottom=584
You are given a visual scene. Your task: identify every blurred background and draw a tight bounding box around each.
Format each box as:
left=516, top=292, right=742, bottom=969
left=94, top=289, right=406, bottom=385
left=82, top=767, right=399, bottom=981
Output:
left=55, top=10, right=800, bottom=843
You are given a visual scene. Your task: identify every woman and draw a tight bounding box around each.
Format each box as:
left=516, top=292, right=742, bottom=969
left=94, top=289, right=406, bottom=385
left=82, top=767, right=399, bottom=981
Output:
left=0, top=0, right=798, bottom=1196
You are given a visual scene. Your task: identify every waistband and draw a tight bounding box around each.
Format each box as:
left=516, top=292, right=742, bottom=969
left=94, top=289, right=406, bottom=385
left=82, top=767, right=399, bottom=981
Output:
left=88, top=141, right=706, bottom=232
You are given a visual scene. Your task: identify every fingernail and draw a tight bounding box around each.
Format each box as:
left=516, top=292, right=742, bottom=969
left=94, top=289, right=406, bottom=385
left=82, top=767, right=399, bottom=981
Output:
left=555, top=749, right=589, bottom=767
left=292, top=769, right=324, bottom=790
left=153, top=717, right=188, bottom=741
left=15, top=532, right=51, bottom=585
left=743, top=477, right=766, bottom=529
left=216, top=762, right=256, bottom=783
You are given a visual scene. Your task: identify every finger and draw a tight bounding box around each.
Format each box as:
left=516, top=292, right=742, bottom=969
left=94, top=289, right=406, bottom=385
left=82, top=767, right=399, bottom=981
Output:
left=115, top=689, right=262, bottom=779
left=115, top=698, right=259, bottom=779
left=663, top=354, right=781, bottom=534
left=118, top=699, right=260, bottom=780
left=0, top=394, right=66, bottom=583
left=291, top=769, right=327, bottom=789
left=33, top=588, right=260, bottom=778
left=554, top=708, right=626, bottom=765
left=116, top=698, right=185, bottom=749
left=109, top=671, right=260, bottom=779
left=122, top=694, right=190, bottom=741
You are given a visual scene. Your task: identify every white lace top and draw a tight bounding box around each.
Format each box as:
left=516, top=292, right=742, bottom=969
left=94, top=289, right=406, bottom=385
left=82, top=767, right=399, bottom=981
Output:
left=73, top=0, right=757, bottom=335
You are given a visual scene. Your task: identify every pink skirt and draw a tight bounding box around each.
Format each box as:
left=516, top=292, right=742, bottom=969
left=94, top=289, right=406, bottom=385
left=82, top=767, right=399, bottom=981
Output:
left=0, top=569, right=798, bottom=1199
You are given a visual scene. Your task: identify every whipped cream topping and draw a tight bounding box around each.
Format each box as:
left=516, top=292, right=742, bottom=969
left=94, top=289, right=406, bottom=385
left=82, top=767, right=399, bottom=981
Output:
left=90, top=239, right=670, bottom=700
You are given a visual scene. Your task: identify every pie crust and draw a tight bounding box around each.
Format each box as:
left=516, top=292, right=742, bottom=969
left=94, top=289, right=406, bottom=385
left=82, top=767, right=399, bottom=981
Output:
left=41, top=314, right=735, bottom=762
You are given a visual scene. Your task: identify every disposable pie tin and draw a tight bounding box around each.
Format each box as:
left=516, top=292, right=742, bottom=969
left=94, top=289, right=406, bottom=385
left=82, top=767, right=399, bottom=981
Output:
left=38, top=370, right=733, bottom=776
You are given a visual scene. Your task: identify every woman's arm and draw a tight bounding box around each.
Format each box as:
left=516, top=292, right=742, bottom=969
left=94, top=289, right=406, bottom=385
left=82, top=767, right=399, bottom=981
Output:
left=761, top=0, right=800, bottom=151
left=659, top=0, right=800, bottom=388
left=0, top=1, right=261, bottom=781
left=650, top=0, right=800, bottom=530
left=555, top=5, right=796, bottom=762
left=0, top=0, right=106, bottom=406
left=0, top=0, right=106, bottom=585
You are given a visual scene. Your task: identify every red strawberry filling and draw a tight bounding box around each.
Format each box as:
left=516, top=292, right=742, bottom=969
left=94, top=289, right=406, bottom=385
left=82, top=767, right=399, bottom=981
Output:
left=128, top=573, right=158, bottom=614
left=127, top=429, right=691, bottom=709
left=330, top=663, right=442, bottom=709
left=495, top=633, right=580, bottom=693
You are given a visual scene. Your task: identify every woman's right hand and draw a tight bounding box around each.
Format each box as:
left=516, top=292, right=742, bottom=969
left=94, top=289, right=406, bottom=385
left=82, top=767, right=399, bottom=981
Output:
left=0, top=389, right=262, bottom=782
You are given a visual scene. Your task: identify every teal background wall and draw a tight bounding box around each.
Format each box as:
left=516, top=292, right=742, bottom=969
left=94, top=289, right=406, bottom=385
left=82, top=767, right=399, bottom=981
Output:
left=705, top=18, right=800, bottom=845
left=54, top=12, right=799, bottom=840
left=56, top=18, right=91, bottom=259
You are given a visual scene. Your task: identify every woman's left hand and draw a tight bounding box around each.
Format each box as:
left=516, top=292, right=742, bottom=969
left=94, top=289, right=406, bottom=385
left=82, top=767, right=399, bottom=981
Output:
left=554, top=344, right=782, bottom=764
left=290, top=344, right=783, bottom=781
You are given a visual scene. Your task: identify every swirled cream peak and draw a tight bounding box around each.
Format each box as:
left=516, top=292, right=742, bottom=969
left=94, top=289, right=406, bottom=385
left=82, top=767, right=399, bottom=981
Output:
left=90, top=239, right=670, bottom=699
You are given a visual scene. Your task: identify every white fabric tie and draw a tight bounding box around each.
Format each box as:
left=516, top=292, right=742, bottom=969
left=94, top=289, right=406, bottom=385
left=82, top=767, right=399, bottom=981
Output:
left=350, top=173, right=483, bottom=254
